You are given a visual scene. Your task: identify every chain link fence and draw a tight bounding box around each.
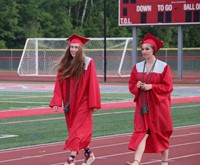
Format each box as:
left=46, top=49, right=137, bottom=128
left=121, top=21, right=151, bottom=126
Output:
left=0, top=48, right=199, bottom=75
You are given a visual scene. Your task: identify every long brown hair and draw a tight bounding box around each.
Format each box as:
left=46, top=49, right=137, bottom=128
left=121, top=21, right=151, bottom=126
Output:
left=55, top=46, right=85, bottom=80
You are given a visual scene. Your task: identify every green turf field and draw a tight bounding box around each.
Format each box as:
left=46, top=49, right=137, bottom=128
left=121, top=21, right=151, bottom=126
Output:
left=0, top=87, right=200, bottom=150
left=0, top=91, right=134, bottom=111
left=0, top=102, right=200, bottom=150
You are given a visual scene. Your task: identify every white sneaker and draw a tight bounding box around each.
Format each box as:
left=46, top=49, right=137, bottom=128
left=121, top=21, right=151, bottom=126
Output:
left=64, top=163, right=75, bottom=165
left=81, top=152, right=95, bottom=165
left=64, top=157, right=75, bottom=165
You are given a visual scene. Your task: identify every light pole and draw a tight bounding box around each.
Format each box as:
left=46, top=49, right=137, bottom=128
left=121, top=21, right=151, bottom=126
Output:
left=104, top=0, right=107, bottom=82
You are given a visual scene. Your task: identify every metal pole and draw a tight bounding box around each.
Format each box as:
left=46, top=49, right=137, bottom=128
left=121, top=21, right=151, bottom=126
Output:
left=177, top=26, right=183, bottom=79
left=104, top=0, right=107, bottom=82
left=35, top=39, right=39, bottom=75
left=132, top=27, right=138, bottom=66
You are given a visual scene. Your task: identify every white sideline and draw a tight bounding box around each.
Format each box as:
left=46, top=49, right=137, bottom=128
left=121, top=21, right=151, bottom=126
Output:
left=0, top=124, right=199, bottom=153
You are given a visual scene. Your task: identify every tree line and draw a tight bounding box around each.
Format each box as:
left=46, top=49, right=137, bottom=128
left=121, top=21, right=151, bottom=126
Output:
left=0, top=0, right=199, bottom=49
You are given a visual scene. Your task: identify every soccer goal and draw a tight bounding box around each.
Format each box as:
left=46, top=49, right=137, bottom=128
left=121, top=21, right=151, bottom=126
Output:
left=17, top=38, right=134, bottom=77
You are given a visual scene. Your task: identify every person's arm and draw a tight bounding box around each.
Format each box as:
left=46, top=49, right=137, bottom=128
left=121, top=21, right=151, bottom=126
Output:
left=49, top=71, right=63, bottom=109
left=88, top=60, right=101, bottom=110
left=129, top=65, right=141, bottom=102
left=150, top=65, right=173, bottom=103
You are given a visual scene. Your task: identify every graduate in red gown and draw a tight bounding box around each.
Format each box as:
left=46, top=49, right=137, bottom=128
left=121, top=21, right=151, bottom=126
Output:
left=127, top=33, right=173, bottom=165
left=49, top=34, right=101, bottom=165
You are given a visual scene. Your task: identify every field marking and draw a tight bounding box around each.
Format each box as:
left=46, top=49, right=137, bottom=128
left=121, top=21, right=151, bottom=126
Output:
left=0, top=101, right=48, bottom=104
left=0, top=95, right=51, bottom=101
left=0, top=124, right=199, bottom=153
left=1, top=103, right=200, bottom=125
left=0, top=134, right=19, bottom=139
left=141, top=153, right=200, bottom=164
left=0, top=140, right=199, bottom=164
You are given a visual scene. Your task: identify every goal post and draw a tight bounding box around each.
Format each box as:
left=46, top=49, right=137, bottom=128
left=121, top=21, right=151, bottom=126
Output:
left=17, top=38, right=134, bottom=77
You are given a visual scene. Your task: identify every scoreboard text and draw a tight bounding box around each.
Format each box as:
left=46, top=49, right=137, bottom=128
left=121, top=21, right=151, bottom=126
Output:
left=119, top=0, right=200, bottom=26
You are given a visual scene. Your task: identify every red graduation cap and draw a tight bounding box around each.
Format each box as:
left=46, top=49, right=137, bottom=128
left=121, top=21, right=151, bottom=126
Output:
left=140, top=33, right=164, bottom=54
left=67, top=34, right=89, bottom=46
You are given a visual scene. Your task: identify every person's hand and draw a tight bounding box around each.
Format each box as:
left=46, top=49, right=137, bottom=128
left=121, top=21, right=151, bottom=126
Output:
left=141, top=83, right=152, bottom=91
left=92, top=108, right=97, bottom=113
left=137, top=81, right=143, bottom=88
left=53, top=106, right=58, bottom=112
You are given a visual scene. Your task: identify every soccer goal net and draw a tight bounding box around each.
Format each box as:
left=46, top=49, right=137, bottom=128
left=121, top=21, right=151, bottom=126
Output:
left=17, top=38, right=134, bottom=77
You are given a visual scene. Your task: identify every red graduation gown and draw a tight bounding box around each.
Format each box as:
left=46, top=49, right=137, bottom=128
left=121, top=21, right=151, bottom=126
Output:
left=128, top=60, right=173, bottom=153
left=49, top=56, right=101, bottom=151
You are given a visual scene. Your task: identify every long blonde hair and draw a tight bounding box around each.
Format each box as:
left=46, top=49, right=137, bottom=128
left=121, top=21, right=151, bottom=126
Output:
left=55, top=46, right=85, bottom=80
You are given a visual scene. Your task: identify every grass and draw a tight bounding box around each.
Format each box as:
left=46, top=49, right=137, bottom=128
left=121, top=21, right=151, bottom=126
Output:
left=0, top=83, right=200, bottom=150
left=0, top=91, right=133, bottom=111
left=0, top=102, right=200, bottom=150
left=171, top=103, right=200, bottom=126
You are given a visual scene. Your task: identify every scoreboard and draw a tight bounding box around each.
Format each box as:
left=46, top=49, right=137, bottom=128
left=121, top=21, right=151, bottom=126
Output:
left=119, top=0, right=200, bottom=26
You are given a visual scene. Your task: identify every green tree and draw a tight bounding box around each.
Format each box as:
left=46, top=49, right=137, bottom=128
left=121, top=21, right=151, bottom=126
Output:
left=0, top=0, right=20, bottom=48
left=39, top=0, right=73, bottom=38
left=0, top=0, right=199, bottom=48
left=183, top=26, right=200, bottom=47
